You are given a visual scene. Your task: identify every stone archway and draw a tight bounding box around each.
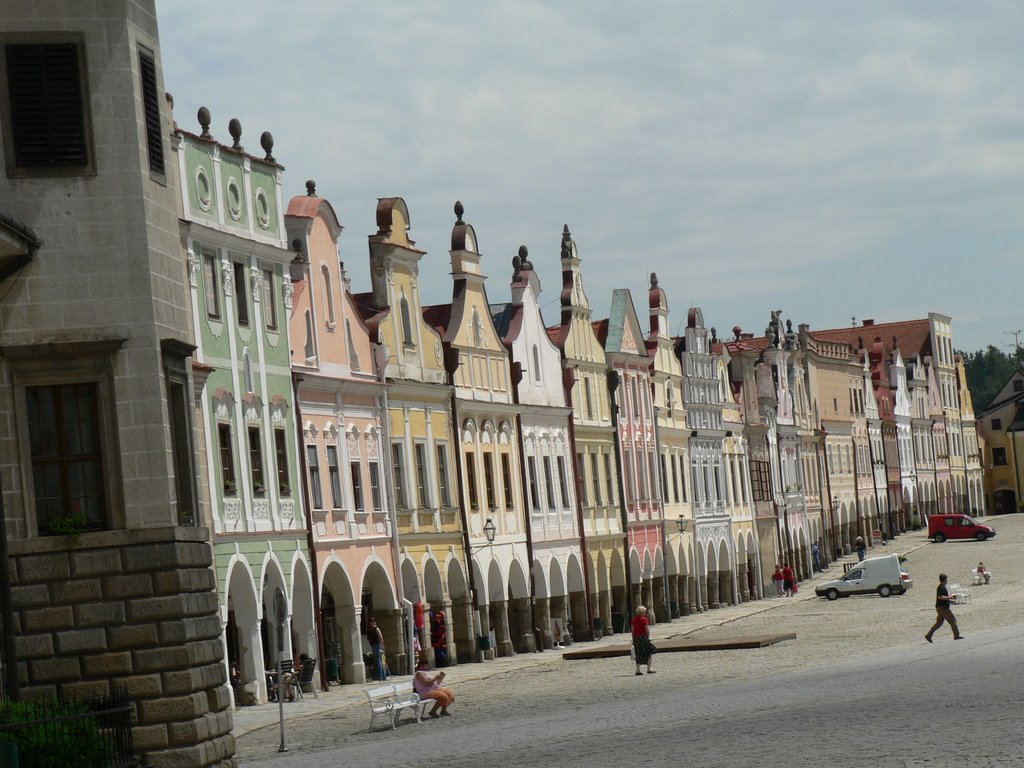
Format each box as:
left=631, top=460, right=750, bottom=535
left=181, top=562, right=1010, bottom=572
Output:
left=735, top=534, right=749, bottom=602
left=290, top=560, right=316, bottom=662
left=716, top=538, right=734, bottom=607
left=609, top=548, right=628, bottom=633
left=565, top=553, right=588, bottom=641
left=595, top=551, right=612, bottom=636
left=703, top=541, right=717, bottom=610
left=320, top=560, right=359, bottom=684
left=541, top=558, right=562, bottom=649
left=507, top=558, right=533, bottom=653
left=446, top=558, right=473, bottom=664
left=224, top=559, right=260, bottom=706
left=360, top=559, right=400, bottom=677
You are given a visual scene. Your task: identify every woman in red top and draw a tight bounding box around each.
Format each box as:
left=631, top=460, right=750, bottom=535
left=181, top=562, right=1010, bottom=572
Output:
left=631, top=605, right=655, bottom=676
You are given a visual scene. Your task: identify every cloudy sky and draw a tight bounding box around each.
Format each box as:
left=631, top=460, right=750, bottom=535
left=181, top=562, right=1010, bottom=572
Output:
left=157, top=1, right=1023, bottom=352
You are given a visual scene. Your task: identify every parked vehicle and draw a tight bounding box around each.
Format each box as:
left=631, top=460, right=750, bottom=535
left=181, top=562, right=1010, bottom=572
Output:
left=814, top=554, right=912, bottom=600
left=928, top=514, right=996, bottom=543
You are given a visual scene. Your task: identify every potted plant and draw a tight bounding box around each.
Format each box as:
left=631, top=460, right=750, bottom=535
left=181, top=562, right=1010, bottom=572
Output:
left=47, top=511, right=89, bottom=542
left=279, top=483, right=291, bottom=495
left=224, top=479, right=237, bottom=495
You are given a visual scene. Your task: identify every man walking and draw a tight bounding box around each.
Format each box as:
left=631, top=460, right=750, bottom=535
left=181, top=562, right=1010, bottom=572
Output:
left=925, top=573, right=962, bottom=643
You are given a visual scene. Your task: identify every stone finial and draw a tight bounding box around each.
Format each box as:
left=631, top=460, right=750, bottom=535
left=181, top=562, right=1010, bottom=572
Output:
left=260, top=131, right=275, bottom=162
left=733, top=325, right=742, bottom=340
left=197, top=106, right=212, bottom=139
left=650, top=273, right=658, bottom=288
left=512, top=253, right=522, bottom=278
left=306, top=180, right=316, bottom=196
left=518, top=245, right=531, bottom=270
left=228, top=118, right=243, bottom=150
left=454, top=200, right=464, bottom=223
left=893, top=335, right=899, bottom=350
left=560, top=224, right=572, bottom=259
left=711, top=327, right=718, bottom=343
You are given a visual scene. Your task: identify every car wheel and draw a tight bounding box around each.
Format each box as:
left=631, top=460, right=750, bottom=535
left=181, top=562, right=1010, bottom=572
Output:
left=976, top=532, right=986, bottom=542
left=826, top=589, right=839, bottom=601
left=878, top=585, right=892, bottom=598
left=932, top=533, right=946, bottom=543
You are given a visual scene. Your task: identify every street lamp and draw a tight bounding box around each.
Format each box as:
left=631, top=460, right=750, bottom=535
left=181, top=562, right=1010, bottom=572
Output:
left=483, top=517, right=496, bottom=544
left=675, top=515, right=688, bottom=534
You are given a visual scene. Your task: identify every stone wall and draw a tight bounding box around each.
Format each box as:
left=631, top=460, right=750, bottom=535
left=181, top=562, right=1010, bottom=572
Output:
left=9, top=526, right=235, bottom=768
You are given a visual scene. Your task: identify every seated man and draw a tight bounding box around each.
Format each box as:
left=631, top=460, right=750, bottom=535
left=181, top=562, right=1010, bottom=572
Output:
left=976, top=562, right=991, bottom=585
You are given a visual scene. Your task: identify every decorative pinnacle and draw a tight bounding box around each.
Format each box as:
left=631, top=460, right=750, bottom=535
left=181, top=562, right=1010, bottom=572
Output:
left=260, top=131, right=275, bottom=162
left=454, top=201, right=464, bottom=223
left=650, top=272, right=658, bottom=288
left=197, top=106, right=211, bottom=139
left=306, top=180, right=316, bottom=196
left=228, top=118, right=242, bottom=150
left=560, top=224, right=572, bottom=259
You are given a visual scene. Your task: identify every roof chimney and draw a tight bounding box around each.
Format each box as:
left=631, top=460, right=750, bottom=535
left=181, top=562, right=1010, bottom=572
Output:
left=862, top=319, right=874, bottom=327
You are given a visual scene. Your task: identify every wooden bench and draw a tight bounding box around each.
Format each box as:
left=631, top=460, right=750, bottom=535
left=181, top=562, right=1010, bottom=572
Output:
left=364, top=681, right=430, bottom=731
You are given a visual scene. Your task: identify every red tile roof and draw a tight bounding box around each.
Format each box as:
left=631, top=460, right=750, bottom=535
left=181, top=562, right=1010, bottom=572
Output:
left=592, top=319, right=609, bottom=345
left=422, top=304, right=452, bottom=338
left=811, top=319, right=932, bottom=360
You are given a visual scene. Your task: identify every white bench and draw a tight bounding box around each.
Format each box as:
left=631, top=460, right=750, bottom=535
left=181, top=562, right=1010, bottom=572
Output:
left=364, top=681, right=430, bottom=730
left=971, top=568, right=992, bottom=586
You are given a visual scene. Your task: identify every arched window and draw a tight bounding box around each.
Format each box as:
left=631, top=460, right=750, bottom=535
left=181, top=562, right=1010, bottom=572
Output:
left=244, top=350, right=254, bottom=393
left=321, top=265, right=335, bottom=328
left=303, top=310, right=315, bottom=358
left=400, top=295, right=414, bottom=347
left=532, top=345, right=541, bottom=383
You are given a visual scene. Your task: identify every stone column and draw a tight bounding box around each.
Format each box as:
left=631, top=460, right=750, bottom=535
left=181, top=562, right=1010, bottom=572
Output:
left=491, top=601, right=514, bottom=657
left=512, top=597, right=536, bottom=653
left=679, top=575, right=691, bottom=615
left=652, top=577, right=667, bottom=623
left=569, top=590, right=589, bottom=641
left=385, top=608, right=407, bottom=676
left=600, top=589, right=613, bottom=636
left=343, top=605, right=366, bottom=684
left=707, top=570, right=720, bottom=609
left=535, top=597, right=553, bottom=649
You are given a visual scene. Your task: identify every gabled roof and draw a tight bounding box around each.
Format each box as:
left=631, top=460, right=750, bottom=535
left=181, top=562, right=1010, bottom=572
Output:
left=351, top=290, right=386, bottom=332
left=422, top=303, right=452, bottom=338
left=285, top=192, right=343, bottom=239
left=592, top=319, right=609, bottom=345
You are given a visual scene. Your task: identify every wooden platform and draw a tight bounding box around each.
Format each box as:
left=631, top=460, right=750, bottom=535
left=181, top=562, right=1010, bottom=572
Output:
left=562, top=633, right=796, bottom=660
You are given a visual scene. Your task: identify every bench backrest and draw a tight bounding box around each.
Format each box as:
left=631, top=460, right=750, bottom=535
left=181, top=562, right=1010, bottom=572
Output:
left=391, top=681, right=414, bottom=696
left=365, top=684, right=393, bottom=701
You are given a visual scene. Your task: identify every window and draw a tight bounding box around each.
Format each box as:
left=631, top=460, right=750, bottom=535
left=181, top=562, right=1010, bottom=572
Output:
left=304, top=310, right=315, bottom=359
left=27, top=383, right=104, bottom=534
left=1014, top=380, right=1023, bottom=393
left=308, top=445, right=323, bottom=509
left=584, top=378, right=594, bottom=419
left=677, top=454, right=687, bottom=501
left=483, top=453, right=496, bottom=509
left=751, top=459, right=770, bottom=502
left=436, top=444, right=452, bottom=507
left=624, top=456, right=636, bottom=501
left=391, top=443, right=407, bottom=509
left=631, top=378, right=639, bottom=418
left=414, top=443, right=430, bottom=508
left=163, top=341, right=197, bottom=525
left=137, top=48, right=164, bottom=176
left=248, top=427, right=264, bottom=493
left=501, top=453, right=513, bottom=508
left=577, top=452, right=588, bottom=506
left=671, top=453, right=680, bottom=503
left=263, top=268, right=277, bottom=330
left=234, top=262, right=249, bottom=325
left=350, top=462, right=364, bottom=511
left=325, top=446, right=339, bottom=508
left=543, top=456, right=556, bottom=509
left=527, top=457, right=540, bottom=510
left=660, top=454, right=670, bottom=501
left=369, top=462, right=382, bottom=510
left=557, top=456, right=570, bottom=509
left=203, top=250, right=220, bottom=319
left=604, top=454, right=614, bottom=504
left=400, top=296, right=414, bottom=346
left=992, top=447, right=1007, bottom=466
left=465, top=453, right=479, bottom=509
left=321, top=265, right=335, bottom=328
left=533, top=345, right=541, bottom=383
left=219, top=424, right=236, bottom=494
left=3, top=40, right=93, bottom=175
left=590, top=453, right=602, bottom=506
left=273, top=429, right=289, bottom=493
left=991, top=418, right=1002, bottom=431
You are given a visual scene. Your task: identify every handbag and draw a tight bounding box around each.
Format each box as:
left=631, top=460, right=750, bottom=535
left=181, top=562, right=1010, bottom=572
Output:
left=629, top=643, right=635, bottom=661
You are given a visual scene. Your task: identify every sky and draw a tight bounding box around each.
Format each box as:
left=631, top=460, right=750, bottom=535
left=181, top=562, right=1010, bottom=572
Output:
left=156, top=1, right=1024, bottom=353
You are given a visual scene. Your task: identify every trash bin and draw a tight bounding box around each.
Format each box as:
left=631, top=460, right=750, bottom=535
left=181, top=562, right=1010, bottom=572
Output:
left=593, top=617, right=603, bottom=634
left=326, top=657, right=340, bottom=684
left=477, top=635, right=491, bottom=652
left=611, top=612, right=626, bottom=634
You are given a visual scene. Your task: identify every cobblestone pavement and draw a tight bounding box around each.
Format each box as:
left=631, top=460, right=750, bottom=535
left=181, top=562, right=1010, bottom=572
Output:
left=235, top=515, right=1024, bottom=767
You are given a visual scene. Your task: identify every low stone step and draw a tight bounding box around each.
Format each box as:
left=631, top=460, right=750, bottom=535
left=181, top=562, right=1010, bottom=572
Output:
left=562, top=633, right=797, bottom=659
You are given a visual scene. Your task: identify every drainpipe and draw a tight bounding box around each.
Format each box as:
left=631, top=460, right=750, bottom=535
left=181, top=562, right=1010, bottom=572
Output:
left=562, top=367, right=596, bottom=640
left=291, top=373, right=328, bottom=691
left=651, top=401, right=672, bottom=622
left=509, top=361, right=540, bottom=651
left=606, top=370, right=634, bottom=628
left=445, top=348, right=484, bottom=662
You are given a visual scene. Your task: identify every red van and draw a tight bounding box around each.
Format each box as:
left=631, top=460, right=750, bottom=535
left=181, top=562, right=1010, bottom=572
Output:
left=928, top=514, right=996, bottom=543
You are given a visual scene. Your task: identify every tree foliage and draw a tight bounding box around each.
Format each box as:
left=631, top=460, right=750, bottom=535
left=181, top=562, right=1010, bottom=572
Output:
left=959, top=344, right=1024, bottom=412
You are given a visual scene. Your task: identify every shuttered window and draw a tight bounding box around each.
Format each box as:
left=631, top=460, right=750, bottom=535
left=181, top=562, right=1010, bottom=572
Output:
left=4, top=41, right=91, bottom=173
left=137, top=48, right=164, bottom=175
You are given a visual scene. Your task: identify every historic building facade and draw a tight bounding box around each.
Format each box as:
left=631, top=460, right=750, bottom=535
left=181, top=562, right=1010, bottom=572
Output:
left=358, top=197, right=472, bottom=666
left=177, top=114, right=312, bottom=705
left=0, top=2, right=233, bottom=764
left=550, top=226, right=626, bottom=635
left=495, top=247, right=589, bottom=645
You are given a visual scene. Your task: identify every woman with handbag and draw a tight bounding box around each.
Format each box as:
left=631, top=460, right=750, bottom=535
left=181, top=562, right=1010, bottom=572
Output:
left=631, top=605, right=656, bottom=676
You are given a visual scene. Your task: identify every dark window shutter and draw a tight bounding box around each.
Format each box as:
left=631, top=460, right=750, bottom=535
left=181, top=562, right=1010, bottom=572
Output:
left=6, top=43, right=88, bottom=168
left=138, top=50, right=164, bottom=175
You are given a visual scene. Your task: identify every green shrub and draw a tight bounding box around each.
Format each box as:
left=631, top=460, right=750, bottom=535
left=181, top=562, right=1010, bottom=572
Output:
left=0, top=699, right=111, bottom=768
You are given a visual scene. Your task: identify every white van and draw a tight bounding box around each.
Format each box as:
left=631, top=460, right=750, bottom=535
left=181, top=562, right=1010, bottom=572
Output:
left=814, top=554, right=912, bottom=600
